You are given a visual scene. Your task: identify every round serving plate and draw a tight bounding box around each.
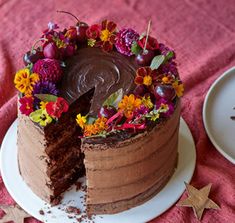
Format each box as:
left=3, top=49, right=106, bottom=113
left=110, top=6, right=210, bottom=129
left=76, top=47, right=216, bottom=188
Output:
left=203, top=66, right=235, bottom=164
left=0, top=118, right=196, bottom=223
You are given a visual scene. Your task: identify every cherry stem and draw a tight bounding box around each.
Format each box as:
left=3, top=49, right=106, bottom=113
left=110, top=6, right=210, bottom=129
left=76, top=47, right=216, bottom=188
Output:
left=143, top=19, right=152, bottom=53
left=57, top=10, right=80, bottom=23
left=31, top=38, right=48, bottom=52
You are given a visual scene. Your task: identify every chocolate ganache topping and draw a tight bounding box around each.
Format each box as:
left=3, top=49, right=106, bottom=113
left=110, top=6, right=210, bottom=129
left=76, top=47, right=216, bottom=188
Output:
left=60, top=47, right=138, bottom=115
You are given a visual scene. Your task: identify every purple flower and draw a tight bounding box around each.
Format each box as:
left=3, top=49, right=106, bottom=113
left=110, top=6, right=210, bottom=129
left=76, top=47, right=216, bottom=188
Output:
left=115, top=28, right=139, bottom=56
left=33, top=59, right=62, bottom=83
left=33, top=81, right=59, bottom=109
left=33, top=81, right=59, bottom=95
left=134, top=105, right=150, bottom=119
left=156, top=98, right=174, bottom=117
left=161, top=61, right=178, bottom=76
left=159, top=43, right=176, bottom=59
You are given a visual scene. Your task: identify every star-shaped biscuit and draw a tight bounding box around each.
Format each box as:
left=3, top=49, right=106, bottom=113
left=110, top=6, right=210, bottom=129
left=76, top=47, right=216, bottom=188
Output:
left=0, top=204, right=31, bottom=223
left=177, top=182, right=220, bottom=220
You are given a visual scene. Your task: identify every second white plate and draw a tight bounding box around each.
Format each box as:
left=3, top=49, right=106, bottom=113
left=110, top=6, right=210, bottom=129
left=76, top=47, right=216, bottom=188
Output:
left=203, top=66, right=235, bottom=164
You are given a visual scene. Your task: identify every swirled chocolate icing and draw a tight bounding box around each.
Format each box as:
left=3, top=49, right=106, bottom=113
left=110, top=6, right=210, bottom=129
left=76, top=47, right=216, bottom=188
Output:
left=60, top=47, right=138, bottom=115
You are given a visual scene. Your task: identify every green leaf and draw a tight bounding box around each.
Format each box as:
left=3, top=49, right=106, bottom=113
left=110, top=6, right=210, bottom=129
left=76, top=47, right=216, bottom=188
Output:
left=131, top=41, right=142, bottom=55
left=87, top=116, right=96, bottom=124
left=102, top=88, right=123, bottom=109
left=34, top=94, right=58, bottom=102
left=165, top=51, right=174, bottom=62
left=150, top=55, right=165, bottom=70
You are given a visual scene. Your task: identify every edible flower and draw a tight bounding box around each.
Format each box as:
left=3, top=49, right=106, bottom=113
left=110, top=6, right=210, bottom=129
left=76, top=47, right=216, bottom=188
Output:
left=99, top=20, right=117, bottom=51
left=172, top=80, right=184, bottom=97
left=14, top=68, right=39, bottom=95
left=46, top=97, right=69, bottom=119
left=29, top=109, right=53, bottom=127
left=138, top=35, right=159, bottom=50
left=118, top=94, right=142, bottom=119
left=135, top=67, right=156, bottom=86
left=86, top=24, right=101, bottom=39
left=83, top=117, right=108, bottom=137
left=40, top=101, right=48, bottom=110
left=76, top=114, right=87, bottom=129
left=141, top=96, right=154, bottom=109
left=19, top=96, right=34, bottom=116
left=156, top=98, right=174, bottom=117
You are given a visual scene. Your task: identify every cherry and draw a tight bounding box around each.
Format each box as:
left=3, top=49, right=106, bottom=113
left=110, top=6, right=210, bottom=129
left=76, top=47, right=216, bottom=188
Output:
left=99, top=106, right=117, bottom=119
left=154, top=84, right=176, bottom=101
left=135, top=49, right=155, bottom=66
left=23, top=49, right=44, bottom=65
left=76, top=22, right=89, bottom=42
left=43, top=42, right=59, bottom=59
left=56, top=10, right=88, bottom=43
left=133, top=85, right=147, bottom=96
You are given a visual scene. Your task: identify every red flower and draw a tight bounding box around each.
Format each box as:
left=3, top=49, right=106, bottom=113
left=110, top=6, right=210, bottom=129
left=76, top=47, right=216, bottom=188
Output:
left=135, top=67, right=157, bottom=86
left=86, top=24, right=101, bottom=39
left=98, top=20, right=117, bottom=51
left=65, top=26, right=77, bottom=40
left=19, top=96, right=34, bottom=116
left=46, top=97, right=69, bottom=118
left=138, top=36, right=159, bottom=50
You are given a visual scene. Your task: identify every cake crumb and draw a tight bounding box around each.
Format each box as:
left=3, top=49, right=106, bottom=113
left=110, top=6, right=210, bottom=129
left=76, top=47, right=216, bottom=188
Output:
left=66, top=206, right=81, bottom=214
left=39, top=209, right=45, bottom=215
left=76, top=182, right=82, bottom=191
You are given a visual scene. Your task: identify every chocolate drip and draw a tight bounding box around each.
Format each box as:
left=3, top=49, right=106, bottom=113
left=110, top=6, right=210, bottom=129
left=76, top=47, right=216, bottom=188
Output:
left=60, top=47, right=138, bottom=115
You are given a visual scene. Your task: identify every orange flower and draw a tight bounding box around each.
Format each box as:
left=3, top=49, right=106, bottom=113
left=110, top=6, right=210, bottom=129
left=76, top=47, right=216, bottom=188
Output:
left=172, top=80, right=184, bottom=97
left=118, top=94, right=142, bottom=118
left=83, top=117, right=108, bottom=137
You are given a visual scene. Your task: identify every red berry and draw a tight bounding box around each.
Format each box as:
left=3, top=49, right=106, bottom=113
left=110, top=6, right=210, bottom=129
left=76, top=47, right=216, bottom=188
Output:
left=43, top=42, right=59, bottom=59
left=133, top=85, right=147, bottom=96
left=23, top=49, right=44, bottom=65
left=154, top=84, right=176, bottom=101
left=135, top=50, right=155, bottom=66
left=76, top=22, right=89, bottom=42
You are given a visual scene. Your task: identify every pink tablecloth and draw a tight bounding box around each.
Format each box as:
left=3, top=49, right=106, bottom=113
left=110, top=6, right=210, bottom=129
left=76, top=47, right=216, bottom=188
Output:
left=0, top=0, right=235, bottom=222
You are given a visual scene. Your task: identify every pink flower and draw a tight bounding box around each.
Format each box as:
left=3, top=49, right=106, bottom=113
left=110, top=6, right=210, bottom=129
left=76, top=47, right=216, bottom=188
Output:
left=33, top=59, right=62, bottom=83
left=46, top=97, right=69, bottom=118
left=19, top=96, right=34, bottom=116
left=156, top=98, right=174, bottom=117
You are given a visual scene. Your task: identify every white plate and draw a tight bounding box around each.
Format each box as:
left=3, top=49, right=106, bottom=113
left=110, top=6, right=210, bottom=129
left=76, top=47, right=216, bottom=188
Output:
left=203, top=66, right=235, bottom=164
left=0, top=118, right=196, bottom=223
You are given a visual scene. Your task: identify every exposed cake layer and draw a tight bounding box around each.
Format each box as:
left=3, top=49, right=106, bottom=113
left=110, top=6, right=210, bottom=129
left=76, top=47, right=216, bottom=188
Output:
left=82, top=102, right=180, bottom=214
left=18, top=91, right=93, bottom=203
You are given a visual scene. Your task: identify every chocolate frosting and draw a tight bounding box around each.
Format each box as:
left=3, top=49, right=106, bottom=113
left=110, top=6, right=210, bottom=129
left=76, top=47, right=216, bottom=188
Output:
left=60, top=47, right=138, bottom=115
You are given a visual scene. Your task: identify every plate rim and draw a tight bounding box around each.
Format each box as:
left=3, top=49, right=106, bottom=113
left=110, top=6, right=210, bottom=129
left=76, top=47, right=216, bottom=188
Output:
left=0, top=117, right=196, bottom=223
left=202, top=66, right=235, bottom=164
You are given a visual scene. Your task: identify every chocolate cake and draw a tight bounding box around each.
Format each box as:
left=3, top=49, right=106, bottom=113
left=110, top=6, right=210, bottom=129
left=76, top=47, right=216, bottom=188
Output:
left=15, top=18, right=184, bottom=215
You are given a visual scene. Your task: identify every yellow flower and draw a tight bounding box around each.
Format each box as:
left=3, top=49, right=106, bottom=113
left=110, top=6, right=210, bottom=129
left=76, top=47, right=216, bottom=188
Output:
left=76, top=114, right=87, bottom=129
left=100, top=29, right=111, bottom=42
left=172, top=81, right=184, bottom=97
left=88, top=38, right=96, bottom=47
left=118, top=94, right=142, bottom=118
left=14, top=68, right=39, bottom=95
left=143, top=75, right=152, bottom=86
left=40, top=101, right=48, bottom=110
left=142, top=96, right=153, bottom=109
